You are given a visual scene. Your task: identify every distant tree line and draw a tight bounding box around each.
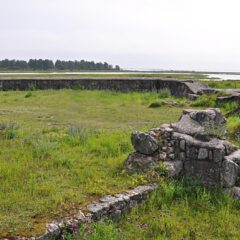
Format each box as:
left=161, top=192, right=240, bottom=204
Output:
left=0, top=59, right=121, bottom=71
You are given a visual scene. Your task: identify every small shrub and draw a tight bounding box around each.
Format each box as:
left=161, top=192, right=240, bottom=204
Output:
left=221, top=101, right=239, bottom=114
left=25, top=91, right=33, bottom=98
left=158, top=88, right=171, bottom=99
left=191, top=94, right=217, bottom=107
left=0, top=123, right=19, bottom=139
left=149, top=100, right=162, bottom=108
left=228, top=116, right=240, bottom=137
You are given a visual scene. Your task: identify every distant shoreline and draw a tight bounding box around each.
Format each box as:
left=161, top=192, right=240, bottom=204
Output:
left=0, top=70, right=240, bottom=75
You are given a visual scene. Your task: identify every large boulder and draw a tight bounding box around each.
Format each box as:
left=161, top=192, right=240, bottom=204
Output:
left=131, top=131, right=158, bottom=155
left=226, top=186, right=240, bottom=199
left=125, top=152, right=158, bottom=172
left=224, top=150, right=240, bottom=165
left=221, top=159, right=240, bottom=188
left=171, top=108, right=226, bottom=141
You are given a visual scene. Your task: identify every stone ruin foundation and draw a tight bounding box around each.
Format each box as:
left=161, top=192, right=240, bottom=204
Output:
left=125, top=108, right=240, bottom=195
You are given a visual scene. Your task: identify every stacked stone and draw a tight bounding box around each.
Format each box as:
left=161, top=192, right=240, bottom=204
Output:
left=125, top=108, right=240, bottom=189
left=87, top=184, right=156, bottom=221
left=157, top=124, right=175, bottom=161
left=16, top=184, right=156, bottom=240
left=125, top=125, right=183, bottom=177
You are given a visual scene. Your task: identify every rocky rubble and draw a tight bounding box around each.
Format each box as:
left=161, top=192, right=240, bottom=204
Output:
left=125, top=108, right=240, bottom=190
left=87, top=184, right=156, bottom=221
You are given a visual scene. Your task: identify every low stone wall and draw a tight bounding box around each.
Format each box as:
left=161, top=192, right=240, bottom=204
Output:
left=125, top=108, right=240, bottom=189
left=0, top=78, right=207, bottom=97
left=16, top=184, right=156, bottom=240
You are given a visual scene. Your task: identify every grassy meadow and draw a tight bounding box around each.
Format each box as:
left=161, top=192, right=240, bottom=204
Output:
left=1, top=87, right=240, bottom=239
left=0, top=89, right=188, bottom=238
left=69, top=179, right=240, bottom=240
left=0, top=72, right=207, bottom=80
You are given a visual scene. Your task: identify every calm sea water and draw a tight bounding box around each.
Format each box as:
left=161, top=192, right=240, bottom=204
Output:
left=206, top=74, right=240, bottom=80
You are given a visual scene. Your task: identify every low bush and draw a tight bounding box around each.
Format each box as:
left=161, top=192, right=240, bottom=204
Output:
left=0, top=123, right=19, bottom=139
left=25, top=91, right=33, bottom=98
left=221, top=101, right=239, bottom=114
left=227, top=116, right=240, bottom=137
left=191, top=94, right=217, bottom=107
left=148, top=100, right=162, bottom=108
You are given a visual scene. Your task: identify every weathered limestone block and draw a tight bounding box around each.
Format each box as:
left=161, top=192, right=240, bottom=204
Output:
left=180, top=139, right=186, bottom=151
left=198, top=148, right=208, bottom=160
left=167, top=147, right=174, bottom=154
left=227, top=186, right=240, bottom=199
left=225, top=150, right=240, bottom=165
left=221, top=159, right=240, bottom=188
left=213, top=149, right=225, bottom=162
left=163, top=160, right=183, bottom=177
left=111, top=210, right=122, bottom=222
left=179, top=152, right=186, bottom=161
left=171, top=108, right=226, bottom=140
left=173, top=132, right=235, bottom=162
left=184, top=160, right=221, bottom=186
left=87, top=202, right=110, bottom=220
left=125, top=152, right=158, bottom=171
left=131, top=131, right=158, bottom=155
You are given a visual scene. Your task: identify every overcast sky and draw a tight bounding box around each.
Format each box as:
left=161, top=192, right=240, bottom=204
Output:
left=0, top=0, right=240, bottom=71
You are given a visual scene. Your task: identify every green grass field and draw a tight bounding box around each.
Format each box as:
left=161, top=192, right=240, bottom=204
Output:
left=70, top=179, right=240, bottom=240
left=206, top=80, right=240, bottom=89
left=0, top=72, right=207, bottom=80
left=0, top=89, right=188, bottom=238
left=2, top=88, right=240, bottom=239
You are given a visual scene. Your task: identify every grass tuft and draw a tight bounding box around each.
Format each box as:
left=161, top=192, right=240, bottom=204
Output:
left=158, top=88, right=171, bottom=99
